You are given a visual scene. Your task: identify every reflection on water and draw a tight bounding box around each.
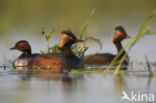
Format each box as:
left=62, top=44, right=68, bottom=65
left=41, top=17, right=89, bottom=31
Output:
left=0, top=67, right=156, bottom=103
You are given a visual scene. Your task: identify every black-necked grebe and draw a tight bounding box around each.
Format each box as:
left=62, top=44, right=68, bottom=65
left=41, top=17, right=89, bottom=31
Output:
left=84, top=26, right=130, bottom=69
left=10, top=40, right=40, bottom=67
left=28, top=31, right=84, bottom=72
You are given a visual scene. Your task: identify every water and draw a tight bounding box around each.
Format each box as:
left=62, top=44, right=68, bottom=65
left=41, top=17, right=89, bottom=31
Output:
left=0, top=67, right=156, bottom=103
left=0, top=0, right=156, bottom=103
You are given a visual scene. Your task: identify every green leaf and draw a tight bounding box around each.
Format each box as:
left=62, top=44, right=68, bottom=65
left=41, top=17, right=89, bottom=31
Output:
left=75, top=8, right=96, bottom=52
left=111, top=10, right=156, bottom=74
left=47, top=28, right=55, bottom=40
left=40, top=50, right=45, bottom=55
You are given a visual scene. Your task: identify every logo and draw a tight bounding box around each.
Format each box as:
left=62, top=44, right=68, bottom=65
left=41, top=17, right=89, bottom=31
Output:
left=121, top=91, right=155, bottom=102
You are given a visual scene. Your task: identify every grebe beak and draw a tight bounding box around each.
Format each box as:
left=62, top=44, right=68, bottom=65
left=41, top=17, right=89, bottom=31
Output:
left=75, top=39, right=84, bottom=43
left=126, top=35, right=131, bottom=39
left=10, top=47, right=16, bottom=50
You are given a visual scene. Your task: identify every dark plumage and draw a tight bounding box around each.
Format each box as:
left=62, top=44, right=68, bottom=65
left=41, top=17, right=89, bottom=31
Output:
left=10, top=40, right=40, bottom=67
left=28, top=31, right=84, bottom=72
left=84, top=26, right=130, bottom=69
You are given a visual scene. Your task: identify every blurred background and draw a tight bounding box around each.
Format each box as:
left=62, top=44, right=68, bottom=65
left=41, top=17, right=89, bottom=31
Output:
left=0, top=0, right=156, bottom=65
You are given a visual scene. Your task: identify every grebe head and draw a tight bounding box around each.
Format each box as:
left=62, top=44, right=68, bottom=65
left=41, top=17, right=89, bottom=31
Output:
left=59, top=31, right=83, bottom=48
left=10, top=40, right=31, bottom=53
left=112, top=26, right=130, bottom=43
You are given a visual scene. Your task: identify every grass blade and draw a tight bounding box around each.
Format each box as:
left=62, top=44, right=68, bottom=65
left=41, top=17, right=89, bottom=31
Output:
left=105, top=10, right=156, bottom=74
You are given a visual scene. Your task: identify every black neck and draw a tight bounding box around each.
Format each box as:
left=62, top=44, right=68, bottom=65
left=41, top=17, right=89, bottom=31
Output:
left=114, top=41, right=126, bottom=58
left=61, top=45, right=74, bottom=57
left=20, top=50, right=31, bottom=58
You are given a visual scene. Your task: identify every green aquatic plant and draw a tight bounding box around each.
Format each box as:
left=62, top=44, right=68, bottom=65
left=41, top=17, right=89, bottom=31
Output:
left=131, top=56, right=155, bottom=76
left=104, top=37, right=133, bottom=74
left=40, top=8, right=102, bottom=62
left=50, top=44, right=60, bottom=53
left=9, top=60, right=16, bottom=69
left=129, top=61, right=134, bottom=71
left=73, top=8, right=102, bottom=60
left=78, top=8, right=96, bottom=40
left=105, top=10, right=156, bottom=75
left=73, top=8, right=96, bottom=58
left=145, top=56, right=153, bottom=76
left=134, top=57, right=147, bottom=70
left=75, top=36, right=102, bottom=60
left=40, top=28, right=56, bottom=54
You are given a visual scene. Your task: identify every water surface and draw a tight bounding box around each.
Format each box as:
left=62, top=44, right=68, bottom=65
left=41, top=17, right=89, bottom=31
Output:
left=0, top=67, right=156, bottom=103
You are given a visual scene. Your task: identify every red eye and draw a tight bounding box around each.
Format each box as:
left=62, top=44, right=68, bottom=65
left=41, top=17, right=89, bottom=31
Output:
left=120, top=33, right=125, bottom=37
left=18, top=43, right=23, bottom=47
left=69, top=37, right=74, bottom=40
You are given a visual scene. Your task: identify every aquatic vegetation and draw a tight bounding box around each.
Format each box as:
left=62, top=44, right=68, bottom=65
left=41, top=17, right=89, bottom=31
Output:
left=40, top=28, right=56, bottom=54
left=145, top=56, right=153, bottom=76
left=103, top=10, right=156, bottom=74
left=9, top=60, right=16, bottom=69
left=5, top=8, right=156, bottom=76
left=40, top=8, right=102, bottom=61
left=134, top=57, right=147, bottom=70
left=75, top=36, right=102, bottom=60
left=134, top=56, right=153, bottom=76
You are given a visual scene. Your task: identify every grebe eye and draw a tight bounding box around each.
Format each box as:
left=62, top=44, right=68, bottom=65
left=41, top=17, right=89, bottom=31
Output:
left=18, top=43, right=23, bottom=47
left=69, top=37, right=74, bottom=40
left=120, top=33, right=125, bottom=37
